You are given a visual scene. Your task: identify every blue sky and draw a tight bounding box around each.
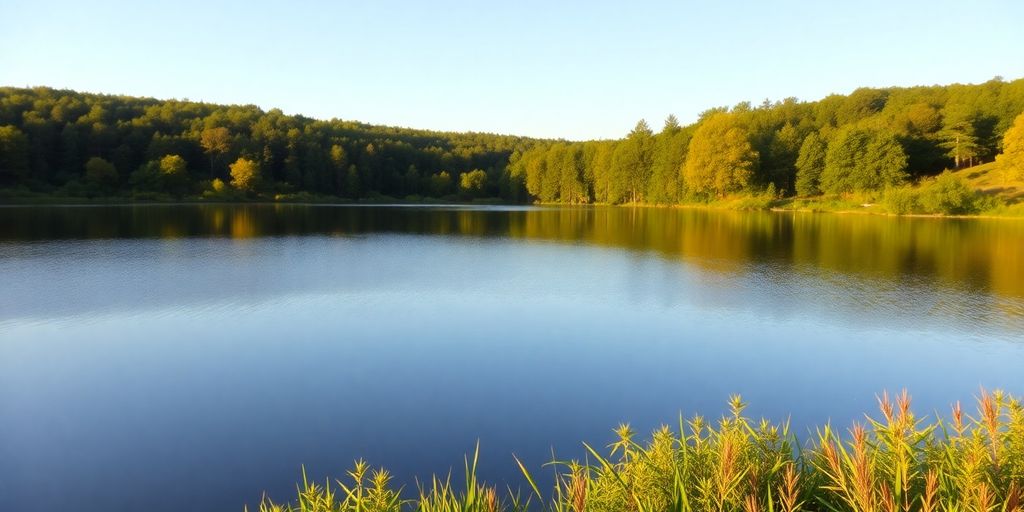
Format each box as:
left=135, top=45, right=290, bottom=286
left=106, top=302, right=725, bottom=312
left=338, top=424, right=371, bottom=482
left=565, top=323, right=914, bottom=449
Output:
left=2, top=0, right=1022, bottom=140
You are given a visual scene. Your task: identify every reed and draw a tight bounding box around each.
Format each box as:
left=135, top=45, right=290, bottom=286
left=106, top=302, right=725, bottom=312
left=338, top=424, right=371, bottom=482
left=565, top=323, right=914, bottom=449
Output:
left=255, top=390, right=1023, bottom=512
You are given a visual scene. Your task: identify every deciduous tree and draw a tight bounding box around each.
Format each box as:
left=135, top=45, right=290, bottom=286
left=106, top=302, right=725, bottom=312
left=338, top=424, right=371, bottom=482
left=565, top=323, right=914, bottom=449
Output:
left=229, top=157, right=259, bottom=192
left=795, top=132, right=827, bottom=196
left=995, top=112, right=1024, bottom=183
left=683, top=113, right=758, bottom=197
left=459, top=169, right=488, bottom=198
left=200, top=127, right=231, bottom=176
left=84, top=156, right=117, bottom=188
left=0, top=125, right=29, bottom=185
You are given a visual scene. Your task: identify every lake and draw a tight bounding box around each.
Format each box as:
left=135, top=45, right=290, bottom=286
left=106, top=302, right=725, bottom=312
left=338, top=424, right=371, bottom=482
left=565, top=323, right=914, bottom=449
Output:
left=1, top=204, right=1022, bottom=511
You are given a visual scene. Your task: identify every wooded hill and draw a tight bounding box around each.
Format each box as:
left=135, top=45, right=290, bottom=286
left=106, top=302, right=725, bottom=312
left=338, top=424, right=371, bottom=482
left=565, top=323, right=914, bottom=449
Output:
left=1, top=77, right=1022, bottom=203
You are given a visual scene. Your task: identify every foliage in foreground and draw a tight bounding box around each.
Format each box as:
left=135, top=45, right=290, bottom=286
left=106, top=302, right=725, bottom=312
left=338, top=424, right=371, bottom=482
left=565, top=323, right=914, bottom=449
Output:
left=255, top=390, right=1024, bottom=512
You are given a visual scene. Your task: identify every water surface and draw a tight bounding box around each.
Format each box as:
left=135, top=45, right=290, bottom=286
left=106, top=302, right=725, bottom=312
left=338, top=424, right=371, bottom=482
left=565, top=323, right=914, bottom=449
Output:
left=1, top=204, right=1022, bottom=511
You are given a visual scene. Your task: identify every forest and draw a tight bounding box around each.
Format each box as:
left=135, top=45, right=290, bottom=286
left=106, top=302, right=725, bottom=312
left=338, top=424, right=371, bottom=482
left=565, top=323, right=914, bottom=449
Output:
left=0, top=86, right=542, bottom=202
left=1, top=78, right=1023, bottom=210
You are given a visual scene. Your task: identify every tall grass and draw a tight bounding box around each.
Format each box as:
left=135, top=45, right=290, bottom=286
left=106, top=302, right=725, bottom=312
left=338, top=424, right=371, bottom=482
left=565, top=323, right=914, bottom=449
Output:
left=254, top=390, right=1023, bottom=512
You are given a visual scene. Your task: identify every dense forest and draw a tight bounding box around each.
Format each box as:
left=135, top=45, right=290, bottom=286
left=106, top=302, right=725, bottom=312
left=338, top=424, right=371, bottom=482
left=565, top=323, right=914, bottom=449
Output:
left=511, top=77, right=1024, bottom=205
left=0, top=78, right=1022, bottom=204
left=0, top=87, right=543, bottom=201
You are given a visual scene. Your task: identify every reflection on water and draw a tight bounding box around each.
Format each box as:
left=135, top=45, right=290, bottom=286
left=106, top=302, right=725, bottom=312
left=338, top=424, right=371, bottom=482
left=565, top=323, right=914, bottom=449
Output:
left=3, top=204, right=1024, bottom=293
left=0, top=204, right=1022, bottom=512
left=2, top=204, right=1023, bottom=325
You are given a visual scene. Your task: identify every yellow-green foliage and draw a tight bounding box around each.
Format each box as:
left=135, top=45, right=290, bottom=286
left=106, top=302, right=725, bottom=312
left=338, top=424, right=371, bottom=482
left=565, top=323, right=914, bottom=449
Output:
left=230, top=157, right=261, bottom=192
left=882, top=185, right=918, bottom=214
left=881, top=172, right=1000, bottom=215
left=996, top=112, right=1024, bottom=182
left=257, top=390, right=1024, bottom=512
left=459, top=169, right=489, bottom=198
left=917, top=172, right=984, bottom=214
left=683, top=113, right=759, bottom=198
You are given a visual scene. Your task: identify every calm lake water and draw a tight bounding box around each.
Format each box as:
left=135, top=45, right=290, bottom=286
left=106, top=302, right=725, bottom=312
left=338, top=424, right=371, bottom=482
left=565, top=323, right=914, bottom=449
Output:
left=1, top=204, right=1022, bottom=511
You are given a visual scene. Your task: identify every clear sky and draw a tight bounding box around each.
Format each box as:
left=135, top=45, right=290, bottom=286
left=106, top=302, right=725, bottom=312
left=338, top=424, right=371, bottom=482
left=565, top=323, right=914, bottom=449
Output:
left=2, top=0, right=1022, bottom=140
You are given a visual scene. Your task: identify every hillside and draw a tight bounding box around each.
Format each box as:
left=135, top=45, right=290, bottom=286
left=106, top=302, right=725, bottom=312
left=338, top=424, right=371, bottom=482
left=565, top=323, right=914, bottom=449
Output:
left=954, top=161, right=1024, bottom=204
left=1, top=78, right=1023, bottom=208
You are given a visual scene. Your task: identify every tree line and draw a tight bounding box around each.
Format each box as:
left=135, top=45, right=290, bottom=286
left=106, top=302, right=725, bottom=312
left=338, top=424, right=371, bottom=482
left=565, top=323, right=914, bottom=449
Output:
left=0, top=87, right=541, bottom=200
left=0, top=77, right=1023, bottom=203
left=511, top=77, right=1024, bottom=203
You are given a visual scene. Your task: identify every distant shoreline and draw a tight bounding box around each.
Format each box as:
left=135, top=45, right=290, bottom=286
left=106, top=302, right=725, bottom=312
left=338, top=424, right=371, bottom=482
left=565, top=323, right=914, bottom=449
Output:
left=3, top=195, right=1023, bottom=220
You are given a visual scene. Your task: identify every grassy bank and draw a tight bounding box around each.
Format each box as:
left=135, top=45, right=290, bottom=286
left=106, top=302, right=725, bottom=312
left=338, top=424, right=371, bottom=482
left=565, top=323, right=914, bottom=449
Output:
left=6, top=162, right=1024, bottom=218
left=544, top=163, right=1024, bottom=218
left=767, top=163, right=1024, bottom=218
left=256, top=390, right=1023, bottom=512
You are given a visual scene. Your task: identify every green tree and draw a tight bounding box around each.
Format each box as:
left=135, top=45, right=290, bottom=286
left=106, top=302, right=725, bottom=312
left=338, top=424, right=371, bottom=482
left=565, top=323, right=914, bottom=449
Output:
left=590, top=142, right=615, bottom=203
left=159, top=154, right=189, bottom=195
left=863, top=132, right=910, bottom=189
left=821, top=127, right=907, bottom=194
left=346, top=164, right=361, bottom=199
left=522, top=149, right=547, bottom=200
left=683, top=113, right=758, bottom=197
left=0, top=125, right=30, bottom=185
left=558, top=145, right=586, bottom=203
left=58, top=124, right=80, bottom=177
left=541, top=144, right=565, bottom=202
left=429, top=171, right=451, bottom=197
left=618, top=120, right=654, bottom=203
left=607, top=143, right=631, bottom=203
left=995, top=112, right=1024, bottom=183
left=330, top=144, right=348, bottom=195
left=899, top=103, right=941, bottom=135
left=941, top=104, right=983, bottom=168
left=84, top=156, right=117, bottom=188
left=229, top=156, right=259, bottom=192
left=795, top=132, right=827, bottom=196
left=820, top=127, right=869, bottom=193
left=648, top=115, right=688, bottom=204
left=940, top=121, right=981, bottom=169
left=763, top=123, right=802, bottom=193
left=200, top=127, right=231, bottom=177
left=459, top=169, right=488, bottom=198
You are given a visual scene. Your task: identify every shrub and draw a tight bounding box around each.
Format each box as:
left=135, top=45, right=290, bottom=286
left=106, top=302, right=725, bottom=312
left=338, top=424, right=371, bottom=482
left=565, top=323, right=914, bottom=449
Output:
left=882, top=185, right=918, bottom=215
left=256, top=390, right=1024, bottom=512
left=201, top=178, right=243, bottom=200
left=917, top=171, right=981, bottom=215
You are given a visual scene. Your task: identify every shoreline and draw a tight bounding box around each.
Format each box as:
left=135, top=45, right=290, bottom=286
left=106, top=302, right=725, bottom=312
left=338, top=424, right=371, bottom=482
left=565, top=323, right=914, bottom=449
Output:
left=3, top=195, right=1024, bottom=219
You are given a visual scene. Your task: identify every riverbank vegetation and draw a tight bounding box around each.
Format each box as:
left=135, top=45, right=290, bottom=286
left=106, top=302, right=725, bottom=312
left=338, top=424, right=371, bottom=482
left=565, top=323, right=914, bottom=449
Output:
left=254, top=390, right=1023, bottom=512
left=1, top=79, right=1023, bottom=214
